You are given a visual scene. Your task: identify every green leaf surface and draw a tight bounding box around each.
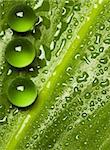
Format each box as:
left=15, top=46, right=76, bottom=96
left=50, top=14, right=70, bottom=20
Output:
left=0, top=0, right=110, bottom=150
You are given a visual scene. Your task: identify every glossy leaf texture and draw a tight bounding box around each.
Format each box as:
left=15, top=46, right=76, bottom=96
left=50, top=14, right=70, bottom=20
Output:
left=0, top=0, right=110, bottom=150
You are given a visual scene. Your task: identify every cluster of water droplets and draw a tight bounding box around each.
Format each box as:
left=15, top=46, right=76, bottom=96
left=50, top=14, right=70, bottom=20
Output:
left=0, top=0, right=110, bottom=149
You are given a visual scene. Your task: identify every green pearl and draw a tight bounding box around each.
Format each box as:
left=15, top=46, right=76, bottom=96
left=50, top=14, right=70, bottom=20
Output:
left=7, top=78, right=37, bottom=107
left=7, top=4, right=36, bottom=32
left=5, top=38, right=35, bottom=68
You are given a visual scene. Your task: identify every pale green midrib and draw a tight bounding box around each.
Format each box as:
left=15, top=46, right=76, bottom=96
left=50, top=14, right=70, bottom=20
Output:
left=6, top=1, right=107, bottom=149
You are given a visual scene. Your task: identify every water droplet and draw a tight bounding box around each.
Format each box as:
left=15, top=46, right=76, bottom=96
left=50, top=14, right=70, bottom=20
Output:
left=33, top=134, right=38, bottom=140
left=5, top=38, right=35, bottom=68
left=0, top=116, right=7, bottom=123
left=74, top=21, right=79, bottom=26
left=99, top=47, right=104, bottom=53
left=84, top=141, right=87, bottom=145
left=101, top=90, right=106, bottom=94
left=106, top=95, right=110, bottom=99
left=80, top=16, right=84, bottom=22
left=97, top=98, right=101, bottom=102
left=62, top=7, right=66, bottom=15
left=76, top=72, right=89, bottom=83
left=91, top=52, right=99, bottom=59
left=99, top=69, right=104, bottom=74
left=90, top=101, right=95, bottom=107
left=95, top=33, right=101, bottom=44
left=41, top=78, right=45, bottom=82
left=75, top=135, right=79, bottom=140
left=100, top=79, right=109, bottom=87
left=67, top=34, right=72, bottom=39
left=104, top=38, right=110, bottom=44
left=82, top=112, right=87, bottom=118
left=68, top=29, right=72, bottom=33
left=73, top=3, right=81, bottom=11
left=7, top=4, right=36, bottom=32
left=99, top=23, right=105, bottom=30
left=97, top=64, right=102, bottom=68
left=101, top=101, right=105, bottom=106
left=88, top=45, right=95, bottom=51
left=84, top=92, right=91, bottom=99
left=65, top=142, right=69, bottom=146
left=7, top=77, right=37, bottom=107
left=99, top=57, right=108, bottom=64
left=66, top=66, right=72, bottom=72
left=92, top=78, right=99, bottom=86
left=74, top=86, right=81, bottom=95
left=68, top=126, right=72, bottom=130
left=75, top=53, right=80, bottom=59
left=25, top=143, right=29, bottom=148
left=104, top=67, right=108, bottom=71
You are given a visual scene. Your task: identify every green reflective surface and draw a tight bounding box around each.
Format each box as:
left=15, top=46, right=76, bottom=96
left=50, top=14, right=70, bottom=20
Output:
left=7, top=4, right=36, bottom=32
left=5, top=38, right=35, bottom=68
left=7, top=78, right=37, bottom=107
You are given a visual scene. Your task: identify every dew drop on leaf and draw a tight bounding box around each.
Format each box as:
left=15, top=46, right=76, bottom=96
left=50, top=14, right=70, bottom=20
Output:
left=62, top=7, right=66, bottom=16
left=75, top=135, right=79, bottom=140
left=101, top=90, right=106, bottom=94
left=73, top=3, right=81, bottom=11
left=90, top=101, right=95, bottom=107
left=104, top=67, right=108, bottom=71
left=95, top=33, right=101, bottom=44
left=99, top=23, right=105, bottom=30
left=84, top=92, right=91, bottom=99
left=74, top=86, right=81, bottom=95
left=5, top=38, right=35, bottom=68
left=99, top=69, right=104, bottom=75
left=101, top=101, right=105, bottom=106
left=68, top=29, right=72, bottom=33
left=99, top=47, right=104, bottom=53
left=91, top=52, right=99, bottom=59
left=76, top=71, right=89, bottom=83
left=99, top=57, right=108, bottom=64
left=88, top=45, right=95, bottom=51
left=100, top=79, right=109, bottom=87
left=82, top=112, right=87, bottom=118
left=7, top=4, right=36, bottom=32
left=7, top=77, right=37, bottom=107
left=67, top=34, right=72, bottom=39
left=92, top=77, right=99, bottom=86
left=103, top=38, right=110, bottom=44
left=97, top=64, right=102, bottom=68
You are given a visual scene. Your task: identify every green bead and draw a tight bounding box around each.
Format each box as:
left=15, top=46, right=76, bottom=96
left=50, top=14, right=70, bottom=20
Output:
left=7, top=4, right=36, bottom=32
left=7, top=78, right=37, bottom=107
left=5, top=38, right=35, bottom=68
